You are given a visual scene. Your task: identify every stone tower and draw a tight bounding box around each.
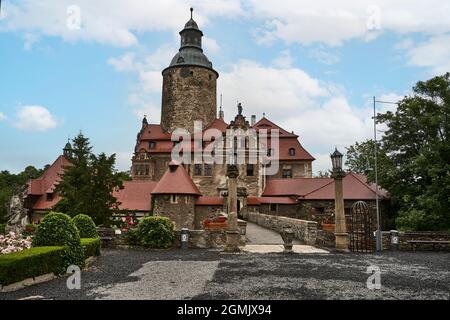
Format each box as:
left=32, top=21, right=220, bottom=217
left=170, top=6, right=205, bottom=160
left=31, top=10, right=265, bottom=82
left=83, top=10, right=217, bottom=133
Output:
left=161, top=8, right=219, bottom=133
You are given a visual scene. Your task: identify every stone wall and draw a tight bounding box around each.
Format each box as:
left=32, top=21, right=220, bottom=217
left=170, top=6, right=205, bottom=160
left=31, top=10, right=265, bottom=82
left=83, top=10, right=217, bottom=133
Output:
left=152, top=195, right=196, bottom=230
left=381, top=231, right=450, bottom=251
left=258, top=204, right=299, bottom=218
left=266, top=161, right=313, bottom=179
left=246, top=212, right=318, bottom=245
left=173, top=220, right=247, bottom=248
left=161, top=66, right=217, bottom=133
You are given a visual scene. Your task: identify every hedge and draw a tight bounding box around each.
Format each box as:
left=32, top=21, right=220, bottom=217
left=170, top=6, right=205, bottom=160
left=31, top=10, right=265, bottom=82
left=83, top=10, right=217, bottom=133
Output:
left=0, top=246, right=64, bottom=286
left=73, top=214, right=98, bottom=238
left=129, top=216, right=174, bottom=249
left=0, top=238, right=101, bottom=287
left=81, top=238, right=101, bottom=258
left=33, top=212, right=85, bottom=271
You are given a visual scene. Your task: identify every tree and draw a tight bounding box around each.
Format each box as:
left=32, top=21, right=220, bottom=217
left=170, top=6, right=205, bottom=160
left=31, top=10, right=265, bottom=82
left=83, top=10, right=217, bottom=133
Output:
left=54, top=133, right=123, bottom=226
left=378, top=73, right=450, bottom=231
left=345, top=139, right=393, bottom=186
left=347, top=73, right=450, bottom=231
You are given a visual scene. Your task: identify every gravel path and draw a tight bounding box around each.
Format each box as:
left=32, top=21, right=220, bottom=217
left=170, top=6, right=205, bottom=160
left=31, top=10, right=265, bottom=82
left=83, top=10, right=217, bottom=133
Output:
left=1, top=249, right=448, bottom=300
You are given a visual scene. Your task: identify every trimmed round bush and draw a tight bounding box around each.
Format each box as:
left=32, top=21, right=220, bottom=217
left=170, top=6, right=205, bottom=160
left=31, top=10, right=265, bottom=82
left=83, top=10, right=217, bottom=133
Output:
left=32, top=212, right=85, bottom=271
left=132, top=216, right=174, bottom=249
left=72, top=214, right=98, bottom=238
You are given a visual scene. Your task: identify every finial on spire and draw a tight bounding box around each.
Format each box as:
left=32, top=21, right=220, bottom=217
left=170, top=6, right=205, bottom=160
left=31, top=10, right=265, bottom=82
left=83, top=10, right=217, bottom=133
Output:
left=190, top=7, right=193, bottom=19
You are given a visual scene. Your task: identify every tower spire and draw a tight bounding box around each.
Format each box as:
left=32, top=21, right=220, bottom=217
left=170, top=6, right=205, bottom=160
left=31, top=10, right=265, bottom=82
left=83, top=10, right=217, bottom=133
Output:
left=190, top=7, right=193, bottom=19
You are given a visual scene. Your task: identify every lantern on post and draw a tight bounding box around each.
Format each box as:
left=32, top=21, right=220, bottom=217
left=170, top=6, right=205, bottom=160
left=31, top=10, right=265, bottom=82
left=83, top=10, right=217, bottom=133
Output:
left=330, top=148, right=349, bottom=252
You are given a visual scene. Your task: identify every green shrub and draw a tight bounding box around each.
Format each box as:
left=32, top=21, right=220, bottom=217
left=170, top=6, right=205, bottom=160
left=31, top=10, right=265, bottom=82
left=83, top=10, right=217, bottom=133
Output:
left=132, top=216, right=174, bottom=249
left=0, top=246, right=64, bottom=286
left=23, top=224, right=38, bottom=236
left=81, top=238, right=101, bottom=258
left=72, top=214, right=98, bottom=238
left=0, top=224, right=5, bottom=235
left=32, top=212, right=85, bottom=271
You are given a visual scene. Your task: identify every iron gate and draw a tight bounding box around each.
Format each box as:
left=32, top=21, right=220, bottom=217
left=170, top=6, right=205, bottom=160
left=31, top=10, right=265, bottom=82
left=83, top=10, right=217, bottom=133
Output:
left=349, top=201, right=375, bottom=252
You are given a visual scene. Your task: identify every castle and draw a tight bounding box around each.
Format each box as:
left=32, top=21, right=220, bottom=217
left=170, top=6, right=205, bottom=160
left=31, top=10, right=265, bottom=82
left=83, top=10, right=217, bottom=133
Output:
left=25, top=10, right=389, bottom=231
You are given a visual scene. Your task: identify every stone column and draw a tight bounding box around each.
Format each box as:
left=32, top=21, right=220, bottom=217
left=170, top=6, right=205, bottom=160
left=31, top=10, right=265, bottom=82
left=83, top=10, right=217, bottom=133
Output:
left=333, top=171, right=349, bottom=252
left=224, top=164, right=240, bottom=252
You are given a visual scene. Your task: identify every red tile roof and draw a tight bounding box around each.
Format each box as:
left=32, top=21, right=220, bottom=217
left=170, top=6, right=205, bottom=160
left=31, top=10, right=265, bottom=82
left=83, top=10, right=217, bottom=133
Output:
left=113, top=180, right=157, bottom=211
left=247, top=196, right=261, bottom=205
left=303, top=173, right=389, bottom=200
left=263, top=178, right=332, bottom=197
left=259, top=197, right=297, bottom=204
left=252, top=117, right=298, bottom=138
left=263, top=173, right=389, bottom=200
left=28, top=155, right=72, bottom=211
left=28, top=155, right=71, bottom=196
left=206, top=118, right=229, bottom=132
left=151, top=162, right=201, bottom=195
left=195, top=196, right=224, bottom=206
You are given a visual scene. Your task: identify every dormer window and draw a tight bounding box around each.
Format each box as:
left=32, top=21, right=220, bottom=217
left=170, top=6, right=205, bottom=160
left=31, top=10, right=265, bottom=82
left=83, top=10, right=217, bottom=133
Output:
left=149, top=141, right=156, bottom=149
left=289, top=148, right=296, bottom=156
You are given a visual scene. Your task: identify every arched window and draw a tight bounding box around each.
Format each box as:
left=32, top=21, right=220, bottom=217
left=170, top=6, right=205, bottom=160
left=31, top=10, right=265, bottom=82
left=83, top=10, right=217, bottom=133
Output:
left=289, top=148, right=296, bottom=156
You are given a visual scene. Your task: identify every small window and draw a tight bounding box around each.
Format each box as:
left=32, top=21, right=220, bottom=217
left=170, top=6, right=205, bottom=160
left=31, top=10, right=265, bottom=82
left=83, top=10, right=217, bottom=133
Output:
left=46, top=193, right=53, bottom=201
left=209, top=75, right=212, bottom=81
left=267, top=148, right=273, bottom=156
left=282, top=169, right=293, bottom=179
left=145, top=165, right=149, bottom=176
left=246, top=164, right=254, bottom=177
left=194, top=164, right=202, bottom=176
left=204, top=164, right=213, bottom=176
left=270, top=204, right=277, bottom=212
left=170, top=195, right=178, bottom=204
left=190, top=71, right=194, bottom=76
left=289, top=148, right=296, bottom=156
left=149, top=141, right=156, bottom=149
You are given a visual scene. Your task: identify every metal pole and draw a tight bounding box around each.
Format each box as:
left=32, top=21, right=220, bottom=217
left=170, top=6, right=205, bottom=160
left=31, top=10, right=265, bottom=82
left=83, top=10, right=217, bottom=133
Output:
left=373, top=97, right=382, bottom=252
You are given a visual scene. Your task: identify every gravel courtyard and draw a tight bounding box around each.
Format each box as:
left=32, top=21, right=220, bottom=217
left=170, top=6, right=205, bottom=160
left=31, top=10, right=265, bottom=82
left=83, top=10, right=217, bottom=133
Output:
left=1, top=248, right=449, bottom=300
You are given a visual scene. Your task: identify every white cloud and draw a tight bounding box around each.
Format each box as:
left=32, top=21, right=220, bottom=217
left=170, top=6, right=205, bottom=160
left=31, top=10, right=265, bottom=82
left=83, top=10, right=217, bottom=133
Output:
left=1, top=0, right=243, bottom=47
left=405, top=34, right=450, bottom=75
left=218, top=60, right=328, bottom=120
left=272, top=50, right=294, bottom=69
left=203, top=37, right=221, bottom=54
left=14, top=106, right=59, bottom=132
left=0, top=112, right=6, bottom=121
left=249, top=0, right=450, bottom=46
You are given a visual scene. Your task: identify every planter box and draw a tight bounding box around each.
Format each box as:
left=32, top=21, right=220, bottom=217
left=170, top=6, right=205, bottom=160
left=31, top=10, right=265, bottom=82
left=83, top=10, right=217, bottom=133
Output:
left=321, top=223, right=335, bottom=232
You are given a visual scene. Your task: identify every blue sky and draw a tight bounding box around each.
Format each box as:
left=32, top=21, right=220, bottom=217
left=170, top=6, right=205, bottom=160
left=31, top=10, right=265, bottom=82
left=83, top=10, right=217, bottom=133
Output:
left=1, top=0, right=449, bottom=173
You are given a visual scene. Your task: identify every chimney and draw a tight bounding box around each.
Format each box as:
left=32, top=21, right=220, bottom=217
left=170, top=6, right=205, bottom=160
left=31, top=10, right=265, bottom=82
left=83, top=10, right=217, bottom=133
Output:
left=251, top=115, right=256, bottom=126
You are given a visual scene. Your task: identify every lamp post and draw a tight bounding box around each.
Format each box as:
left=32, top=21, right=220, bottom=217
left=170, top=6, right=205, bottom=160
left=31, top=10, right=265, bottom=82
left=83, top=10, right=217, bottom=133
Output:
left=331, top=148, right=350, bottom=252
left=372, top=97, right=399, bottom=252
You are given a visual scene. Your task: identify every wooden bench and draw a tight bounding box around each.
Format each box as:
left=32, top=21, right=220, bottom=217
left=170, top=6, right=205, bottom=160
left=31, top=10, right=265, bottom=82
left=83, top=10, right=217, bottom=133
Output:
left=407, top=240, right=450, bottom=252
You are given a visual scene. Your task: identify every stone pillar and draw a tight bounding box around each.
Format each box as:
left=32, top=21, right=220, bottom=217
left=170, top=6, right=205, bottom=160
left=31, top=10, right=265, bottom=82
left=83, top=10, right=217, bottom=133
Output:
left=333, top=171, right=349, bottom=252
left=224, top=164, right=240, bottom=252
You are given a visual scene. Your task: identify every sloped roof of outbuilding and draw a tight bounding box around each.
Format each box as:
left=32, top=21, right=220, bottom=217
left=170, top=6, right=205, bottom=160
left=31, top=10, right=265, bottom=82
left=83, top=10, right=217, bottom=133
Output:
left=151, top=162, right=201, bottom=195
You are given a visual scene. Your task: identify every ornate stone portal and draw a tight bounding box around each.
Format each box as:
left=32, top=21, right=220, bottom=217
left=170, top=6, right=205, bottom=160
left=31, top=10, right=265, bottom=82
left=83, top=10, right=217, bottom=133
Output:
left=224, top=164, right=241, bottom=252
left=6, top=185, right=30, bottom=234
